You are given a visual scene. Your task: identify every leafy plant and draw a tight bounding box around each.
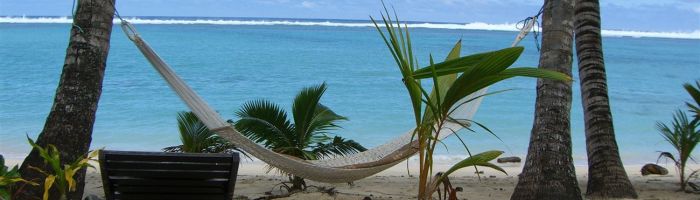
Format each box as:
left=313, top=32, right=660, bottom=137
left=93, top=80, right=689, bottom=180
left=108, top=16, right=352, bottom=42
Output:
left=26, top=137, right=99, bottom=200
left=163, top=111, right=249, bottom=159
left=684, top=81, right=700, bottom=121
left=1, top=155, right=37, bottom=200
left=234, top=83, right=366, bottom=191
left=657, top=110, right=700, bottom=191
left=371, top=5, right=571, bottom=199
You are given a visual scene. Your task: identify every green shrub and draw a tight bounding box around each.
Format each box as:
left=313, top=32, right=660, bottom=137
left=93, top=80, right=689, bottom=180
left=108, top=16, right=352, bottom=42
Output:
left=657, top=110, right=700, bottom=191
left=0, top=154, right=37, bottom=200
left=26, top=137, right=98, bottom=200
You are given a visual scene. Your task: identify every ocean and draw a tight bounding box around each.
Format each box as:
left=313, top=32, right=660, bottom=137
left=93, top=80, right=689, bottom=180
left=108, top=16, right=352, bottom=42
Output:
left=1, top=16, right=699, bottom=165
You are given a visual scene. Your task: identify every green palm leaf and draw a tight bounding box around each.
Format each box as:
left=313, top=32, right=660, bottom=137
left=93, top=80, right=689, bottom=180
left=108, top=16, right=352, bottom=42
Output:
left=439, top=150, right=506, bottom=182
left=307, top=103, right=347, bottom=139
left=500, top=68, right=572, bottom=81
left=683, top=81, right=700, bottom=119
left=292, top=83, right=329, bottom=146
left=176, top=111, right=217, bottom=153
left=235, top=100, right=295, bottom=149
left=312, top=136, right=367, bottom=159
left=412, top=47, right=523, bottom=80
left=422, top=40, right=461, bottom=124
left=371, top=14, right=424, bottom=125
left=657, top=110, right=700, bottom=165
left=412, top=51, right=492, bottom=79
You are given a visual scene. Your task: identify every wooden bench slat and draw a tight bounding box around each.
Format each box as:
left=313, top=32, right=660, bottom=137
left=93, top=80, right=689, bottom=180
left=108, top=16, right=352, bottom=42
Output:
left=105, top=153, right=232, bottom=163
left=110, top=178, right=229, bottom=187
left=114, top=185, right=225, bottom=194
left=107, top=169, right=230, bottom=179
left=105, top=161, right=231, bottom=171
left=113, top=193, right=226, bottom=200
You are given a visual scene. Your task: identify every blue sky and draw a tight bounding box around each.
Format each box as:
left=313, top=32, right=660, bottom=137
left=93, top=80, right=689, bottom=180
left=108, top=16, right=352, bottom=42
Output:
left=1, top=0, right=699, bottom=32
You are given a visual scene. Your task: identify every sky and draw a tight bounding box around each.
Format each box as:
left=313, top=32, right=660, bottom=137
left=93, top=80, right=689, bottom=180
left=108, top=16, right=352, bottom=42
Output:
left=1, top=0, right=699, bottom=32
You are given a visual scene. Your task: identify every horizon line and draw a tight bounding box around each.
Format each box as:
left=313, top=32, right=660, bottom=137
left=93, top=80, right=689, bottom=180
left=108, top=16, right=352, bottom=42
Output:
left=1, top=16, right=699, bottom=40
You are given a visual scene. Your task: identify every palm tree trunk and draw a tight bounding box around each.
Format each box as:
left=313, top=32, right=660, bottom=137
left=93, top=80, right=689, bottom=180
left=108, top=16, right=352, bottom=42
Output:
left=574, top=0, right=638, bottom=198
left=511, top=0, right=582, bottom=199
left=16, top=0, right=115, bottom=199
left=680, top=160, right=687, bottom=191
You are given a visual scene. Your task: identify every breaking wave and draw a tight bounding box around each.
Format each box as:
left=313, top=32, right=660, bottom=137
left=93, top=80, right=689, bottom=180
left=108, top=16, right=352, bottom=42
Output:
left=2, top=16, right=698, bottom=40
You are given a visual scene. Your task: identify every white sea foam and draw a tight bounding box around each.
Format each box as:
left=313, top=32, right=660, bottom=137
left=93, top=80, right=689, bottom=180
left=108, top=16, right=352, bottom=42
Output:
left=1, top=16, right=698, bottom=40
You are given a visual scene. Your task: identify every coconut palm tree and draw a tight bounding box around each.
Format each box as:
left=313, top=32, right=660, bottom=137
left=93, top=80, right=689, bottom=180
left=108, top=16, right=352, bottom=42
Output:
left=17, top=1, right=115, bottom=199
left=511, top=0, right=583, bottom=199
left=657, top=110, right=700, bottom=191
left=573, top=0, right=637, bottom=198
left=234, top=83, right=366, bottom=191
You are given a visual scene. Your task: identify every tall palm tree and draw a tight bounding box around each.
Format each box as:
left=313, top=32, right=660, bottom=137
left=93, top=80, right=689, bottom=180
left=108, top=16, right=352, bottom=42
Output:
left=17, top=1, right=115, bottom=199
left=573, top=0, right=637, bottom=198
left=511, top=0, right=582, bottom=199
left=234, top=83, right=366, bottom=191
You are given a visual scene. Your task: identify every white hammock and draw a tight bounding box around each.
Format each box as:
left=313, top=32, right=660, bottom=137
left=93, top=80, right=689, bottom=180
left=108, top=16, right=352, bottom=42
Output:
left=119, top=18, right=536, bottom=183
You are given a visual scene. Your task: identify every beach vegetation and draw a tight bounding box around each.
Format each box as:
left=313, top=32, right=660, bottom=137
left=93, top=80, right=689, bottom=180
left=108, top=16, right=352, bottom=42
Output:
left=163, top=111, right=250, bottom=158
left=1, top=155, right=37, bottom=200
left=371, top=4, right=572, bottom=199
left=683, top=81, right=700, bottom=121
left=657, top=110, right=700, bottom=191
left=234, top=83, right=367, bottom=192
left=26, top=137, right=98, bottom=200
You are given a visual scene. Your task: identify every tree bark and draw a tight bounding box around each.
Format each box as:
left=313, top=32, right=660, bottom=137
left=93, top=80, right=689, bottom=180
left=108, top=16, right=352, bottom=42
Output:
left=511, top=0, right=582, bottom=199
left=16, top=0, right=115, bottom=199
left=574, top=0, right=638, bottom=198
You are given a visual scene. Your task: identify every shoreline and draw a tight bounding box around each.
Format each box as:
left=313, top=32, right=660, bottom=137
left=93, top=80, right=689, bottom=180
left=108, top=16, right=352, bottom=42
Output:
left=6, top=158, right=699, bottom=199
left=0, top=151, right=674, bottom=167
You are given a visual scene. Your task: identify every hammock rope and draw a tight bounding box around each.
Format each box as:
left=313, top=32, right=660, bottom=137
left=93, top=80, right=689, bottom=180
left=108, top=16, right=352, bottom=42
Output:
left=118, top=16, right=536, bottom=182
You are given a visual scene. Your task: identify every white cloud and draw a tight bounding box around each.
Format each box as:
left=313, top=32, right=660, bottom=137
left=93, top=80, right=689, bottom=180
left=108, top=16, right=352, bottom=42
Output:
left=301, top=1, right=317, bottom=8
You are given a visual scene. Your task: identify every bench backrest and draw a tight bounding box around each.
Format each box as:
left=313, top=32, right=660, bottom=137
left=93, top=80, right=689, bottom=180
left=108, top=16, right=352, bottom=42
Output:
left=99, top=150, right=239, bottom=200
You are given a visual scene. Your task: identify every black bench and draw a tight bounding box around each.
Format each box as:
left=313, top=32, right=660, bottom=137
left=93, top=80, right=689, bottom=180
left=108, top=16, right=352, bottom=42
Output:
left=99, top=150, right=240, bottom=200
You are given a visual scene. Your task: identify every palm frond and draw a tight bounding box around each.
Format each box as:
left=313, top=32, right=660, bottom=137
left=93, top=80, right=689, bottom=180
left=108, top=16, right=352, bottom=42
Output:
left=422, top=40, right=461, bottom=124
left=683, top=81, right=700, bottom=119
left=235, top=100, right=295, bottom=149
left=307, top=103, right=348, bottom=142
left=292, top=83, right=328, bottom=145
left=371, top=11, right=423, bottom=126
left=312, top=136, right=367, bottom=159
left=176, top=111, right=247, bottom=155
left=656, top=110, right=700, bottom=165
left=439, top=47, right=522, bottom=112
left=176, top=111, right=216, bottom=153
left=411, top=50, right=491, bottom=79
left=438, top=150, right=505, bottom=183
left=657, top=151, right=678, bottom=164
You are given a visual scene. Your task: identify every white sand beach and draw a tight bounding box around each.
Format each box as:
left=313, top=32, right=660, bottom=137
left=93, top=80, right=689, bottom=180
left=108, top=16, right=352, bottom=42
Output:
left=7, top=159, right=695, bottom=200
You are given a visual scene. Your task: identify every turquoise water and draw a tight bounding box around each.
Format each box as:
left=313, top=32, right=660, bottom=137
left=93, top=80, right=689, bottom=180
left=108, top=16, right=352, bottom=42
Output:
left=1, top=19, right=699, bottom=164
